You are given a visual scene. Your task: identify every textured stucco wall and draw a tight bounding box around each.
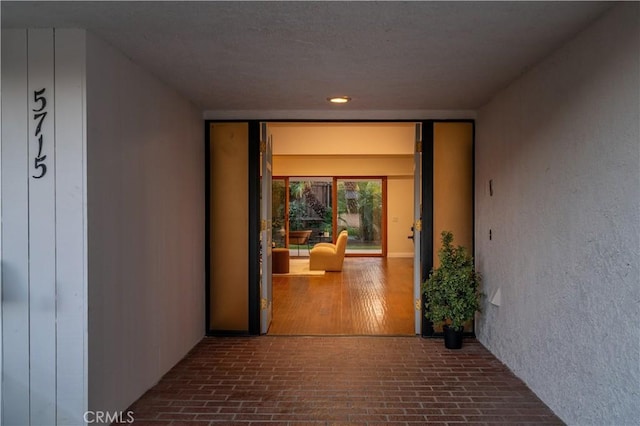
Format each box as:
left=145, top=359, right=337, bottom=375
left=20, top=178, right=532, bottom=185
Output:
left=86, top=32, right=205, bottom=413
left=475, top=4, right=639, bottom=425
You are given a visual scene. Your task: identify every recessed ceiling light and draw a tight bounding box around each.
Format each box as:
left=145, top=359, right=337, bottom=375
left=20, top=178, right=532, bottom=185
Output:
left=327, top=96, right=352, bottom=104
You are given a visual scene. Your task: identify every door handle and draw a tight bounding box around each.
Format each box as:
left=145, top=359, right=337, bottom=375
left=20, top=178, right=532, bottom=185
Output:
left=408, top=225, right=415, bottom=240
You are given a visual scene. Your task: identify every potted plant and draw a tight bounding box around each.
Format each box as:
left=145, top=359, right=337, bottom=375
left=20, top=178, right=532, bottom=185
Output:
left=422, top=231, right=481, bottom=349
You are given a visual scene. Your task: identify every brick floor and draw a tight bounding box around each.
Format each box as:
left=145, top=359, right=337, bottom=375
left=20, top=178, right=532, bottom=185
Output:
left=126, top=336, right=564, bottom=425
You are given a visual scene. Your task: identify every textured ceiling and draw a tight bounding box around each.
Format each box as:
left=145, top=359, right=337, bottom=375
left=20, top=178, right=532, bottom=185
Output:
left=2, top=1, right=612, bottom=114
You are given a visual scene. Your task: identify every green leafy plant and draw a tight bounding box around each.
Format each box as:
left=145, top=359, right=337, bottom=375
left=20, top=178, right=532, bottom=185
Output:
left=288, top=200, right=305, bottom=231
left=357, top=181, right=382, bottom=242
left=422, top=231, right=481, bottom=331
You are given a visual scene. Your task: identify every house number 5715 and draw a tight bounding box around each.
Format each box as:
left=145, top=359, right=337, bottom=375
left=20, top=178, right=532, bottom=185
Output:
left=32, top=88, right=48, bottom=179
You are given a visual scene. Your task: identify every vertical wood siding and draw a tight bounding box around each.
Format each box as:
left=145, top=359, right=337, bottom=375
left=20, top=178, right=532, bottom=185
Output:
left=1, top=28, right=87, bottom=425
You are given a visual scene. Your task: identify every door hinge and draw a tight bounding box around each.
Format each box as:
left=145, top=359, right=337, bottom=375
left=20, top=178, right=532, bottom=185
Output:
left=414, top=219, right=422, bottom=231
left=261, top=298, right=268, bottom=310
left=261, top=219, right=267, bottom=232
left=415, top=141, right=422, bottom=153
left=260, top=140, right=267, bottom=153
left=415, top=298, right=422, bottom=311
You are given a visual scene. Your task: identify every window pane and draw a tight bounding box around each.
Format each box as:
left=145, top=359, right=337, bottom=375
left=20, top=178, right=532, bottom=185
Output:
left=288, top=178, right=332, bottom=256
left=337, top=179, right=383, bottom=255
left=272, top=179, right=287, bottom=248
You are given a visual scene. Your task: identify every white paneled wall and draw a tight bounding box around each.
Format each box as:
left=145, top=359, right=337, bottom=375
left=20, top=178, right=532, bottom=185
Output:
left=27, top=29, right=57, bottom=424
left=54, top=30, right=88, bottom=425
left=1, top=29, right=87, bottom=425
left=1, top=28, right=30, bottom=425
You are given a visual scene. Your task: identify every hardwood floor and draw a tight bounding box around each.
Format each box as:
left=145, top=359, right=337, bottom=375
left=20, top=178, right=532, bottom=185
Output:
left=269, top=257, right=415, bottom=335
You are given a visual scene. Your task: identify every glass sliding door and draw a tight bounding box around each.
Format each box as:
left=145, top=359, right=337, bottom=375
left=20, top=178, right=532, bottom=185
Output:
left=274, top=177, right=387, bottom=257
left=336, top=178, right=385, bottom=255
left=288, top=178, right=333, bottom=256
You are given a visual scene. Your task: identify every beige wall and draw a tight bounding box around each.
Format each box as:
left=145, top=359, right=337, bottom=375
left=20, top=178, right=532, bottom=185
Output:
left=209, top=123, right=249, bottom=331
left=387, top=177, right=415, bottom=256
left=270, top=122, right=415, bottom=155
left=273, top=155, right=413, bottom=177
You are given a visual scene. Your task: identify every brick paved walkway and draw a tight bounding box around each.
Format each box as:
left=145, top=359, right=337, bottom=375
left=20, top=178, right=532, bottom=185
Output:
left=127, top=336, right=564, bottom=425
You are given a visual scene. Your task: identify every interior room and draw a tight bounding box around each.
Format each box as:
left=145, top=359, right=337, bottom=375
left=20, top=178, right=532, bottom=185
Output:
left=267, top=122, right=416, bottom=335
left=270, top=122, right=416, bottom=257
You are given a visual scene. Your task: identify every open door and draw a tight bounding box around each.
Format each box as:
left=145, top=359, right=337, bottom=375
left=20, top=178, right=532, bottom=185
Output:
left=260, top=122, right=273, bottom=333
left=413, top=123, right=423, bottom=334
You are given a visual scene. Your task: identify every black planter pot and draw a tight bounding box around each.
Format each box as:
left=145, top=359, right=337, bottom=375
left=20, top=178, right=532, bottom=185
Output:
left=443, top=325, right=464, bottom=349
